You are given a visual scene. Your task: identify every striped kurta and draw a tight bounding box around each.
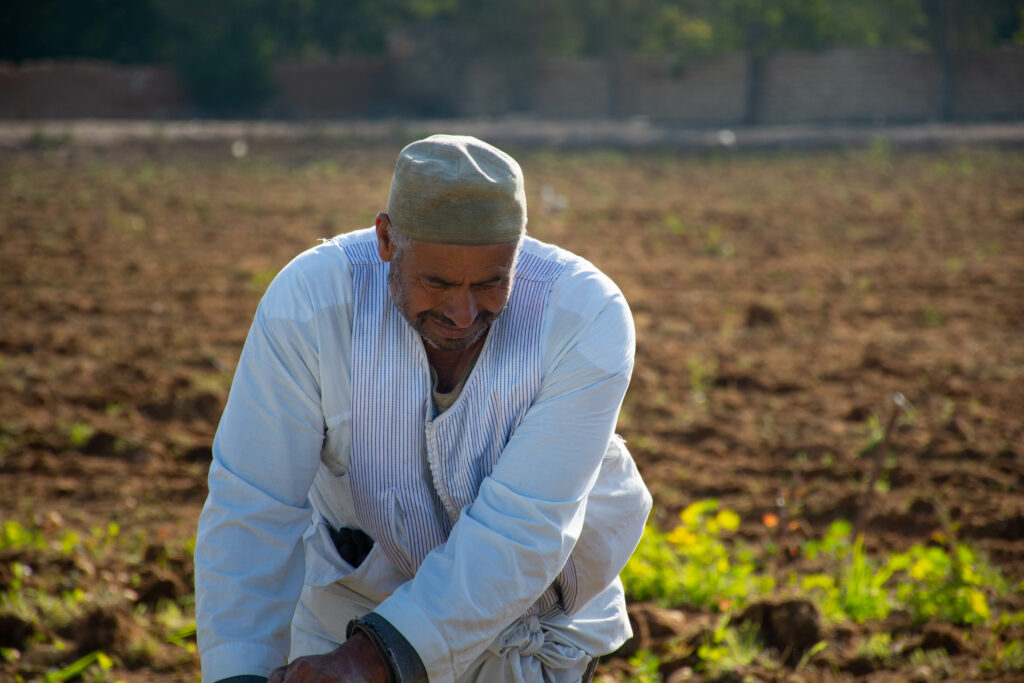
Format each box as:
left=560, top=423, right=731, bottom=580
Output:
left=344, top=236, right=577, bottom=615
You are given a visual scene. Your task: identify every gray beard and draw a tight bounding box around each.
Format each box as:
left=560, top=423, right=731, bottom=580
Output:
left=387, top=259, right=494, bottom=352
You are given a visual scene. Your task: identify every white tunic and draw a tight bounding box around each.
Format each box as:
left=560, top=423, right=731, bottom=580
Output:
left=195, top=228, right=651, bottom=682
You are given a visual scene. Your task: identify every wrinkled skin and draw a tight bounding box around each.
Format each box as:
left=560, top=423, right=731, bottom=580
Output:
left=376, top=212, right=519, bottom=391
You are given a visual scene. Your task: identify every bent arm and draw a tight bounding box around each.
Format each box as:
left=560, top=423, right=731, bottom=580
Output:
left=195, top=269, right=327, bottom=682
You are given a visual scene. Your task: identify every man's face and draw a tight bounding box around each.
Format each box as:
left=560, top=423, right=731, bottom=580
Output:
left=380, top=223, right=518, bottom=353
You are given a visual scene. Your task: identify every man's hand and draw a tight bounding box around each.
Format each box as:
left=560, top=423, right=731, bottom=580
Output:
left=267, top=632, right=388, bottom=683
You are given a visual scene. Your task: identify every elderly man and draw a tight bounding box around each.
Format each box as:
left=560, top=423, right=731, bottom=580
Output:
left=195, top=134, right=651, bottom=683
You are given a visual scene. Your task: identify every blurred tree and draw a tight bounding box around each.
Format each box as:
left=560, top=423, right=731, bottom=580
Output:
left=155, top=0, right=282, bottom=115
left=1, top=0, right=169, bottom=63
left=269, top=0, right=439, bottom=57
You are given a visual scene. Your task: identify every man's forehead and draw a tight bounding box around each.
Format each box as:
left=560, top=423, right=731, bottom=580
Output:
left=405, top=239, right=518, bottom=276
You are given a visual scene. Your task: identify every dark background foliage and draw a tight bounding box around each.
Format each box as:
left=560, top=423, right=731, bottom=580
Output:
left=3, top=0, right=1022, bottom=114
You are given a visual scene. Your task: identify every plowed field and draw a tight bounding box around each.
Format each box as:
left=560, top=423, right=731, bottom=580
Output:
left=1, top=140, right=1022, bottom=681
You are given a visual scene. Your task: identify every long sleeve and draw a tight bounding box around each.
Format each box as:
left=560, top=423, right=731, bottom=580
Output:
left=195, top=262, right=332, bottom=682
left=373, top=275, right=641, bottom=682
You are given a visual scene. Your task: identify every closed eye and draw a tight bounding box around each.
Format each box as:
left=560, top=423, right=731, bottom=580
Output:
left=471, top=277, right=508, bottom=291
left=423, top=276, right=457, bottom=290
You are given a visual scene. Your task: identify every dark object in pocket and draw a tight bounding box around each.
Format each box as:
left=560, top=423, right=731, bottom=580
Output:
left=329, top=526, right=374, bottom=567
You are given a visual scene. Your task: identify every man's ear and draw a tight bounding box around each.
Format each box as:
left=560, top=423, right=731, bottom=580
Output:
left=375, top=212, right=395, bottom=263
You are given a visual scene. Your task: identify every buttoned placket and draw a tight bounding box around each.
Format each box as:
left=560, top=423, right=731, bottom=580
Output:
left=423, top=410, right=462, bottom=525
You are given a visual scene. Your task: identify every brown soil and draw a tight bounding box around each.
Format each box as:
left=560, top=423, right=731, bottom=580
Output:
left=0, top=139, right=1021, bottom=681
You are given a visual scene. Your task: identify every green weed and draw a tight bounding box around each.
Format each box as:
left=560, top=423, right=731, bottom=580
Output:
left=65, top=422, right=96, bottom=450
left=858, top=415, right=885, bottom=456
left=0, top=569, right=90, bottom=631
left=796, top=520, right=1007, bottom=626
left=987, top=640, right=1024, bottom=673
left=795, top=640, right=828, bottom=673
left=247, top=267, right=278, bottom=294
left=892, top=543, right=1006, bottom=625
left=841, top=534, right=901, bottom=621
left=1, top=521, right=47, bottom=551
left=855, top=631, right=895, bottom=666
left=43, top=649, right=113, bottom=683
left=685, top=356, right=718, bottom=408
left=908, top=647, right=953, bottom=678
left=696, top=616, right=764, bottom=675
left=157, top=601, right=197, bottom=653
left=627, top=649, right=662, bottom=682
left=922, top=305, right=946, bottom=327
left=700, top=225, right=734, bottom=258
left=625, top=504, right=1011, bottom=634
left=621, top=500, right=773, bottom=611
left=867, top=138, right=893, bottom=172
left=799, top=532, right=898, bottom=623
left=663, top=213, right=687, bottom=236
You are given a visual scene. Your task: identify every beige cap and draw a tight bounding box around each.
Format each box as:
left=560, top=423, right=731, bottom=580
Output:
left=386, top=134, right=527, bottom=244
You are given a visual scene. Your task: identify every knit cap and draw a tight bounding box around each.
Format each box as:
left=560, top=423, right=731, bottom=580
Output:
left=386, top=134, right=527, bottom=244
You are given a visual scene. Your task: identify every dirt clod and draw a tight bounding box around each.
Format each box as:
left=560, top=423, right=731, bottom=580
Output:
left=68, top=608, right=120, bottom=655
left=81, top=430, right=118, bottom=456
left=737, top=599, right=822, bottom=666
left=0, top=612, right=35, bottom=649
left=625, top=603, right=689, bottom=656
left=916, top=623, right=969, bottom=656
left=744, top=302, right=779, bottom=328
left=134, top=567, right=189, bottom=606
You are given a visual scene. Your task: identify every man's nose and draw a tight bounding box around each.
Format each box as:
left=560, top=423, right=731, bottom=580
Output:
left=444, top=289, right=478, bottom=328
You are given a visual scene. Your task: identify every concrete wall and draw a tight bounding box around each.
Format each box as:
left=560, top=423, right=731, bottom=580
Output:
left=759, top=49, right=943, bottom=124
left=271, top=59, right=389, bottom=118
left=619, top=54, right=748, bottom=124
left=953, top=48, right=1024, bottom=121
left=530, top=58, right=610, bottom=117
left=1, top=48, right=1022, bottom=123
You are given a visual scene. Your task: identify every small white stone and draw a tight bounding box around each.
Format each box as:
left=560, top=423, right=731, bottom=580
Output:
left=231, top=139, right=249, bottom=158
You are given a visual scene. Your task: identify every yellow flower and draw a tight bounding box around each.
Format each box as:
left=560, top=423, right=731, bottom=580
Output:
left=715, top=509, right=741, bottom=532
left=668, top=526, right=698, bottom=547
left=681, top=500, right=715, bottom=528
left=968, top=589, right=990, bottom=620
left=910, top=557, right=933, bottom=580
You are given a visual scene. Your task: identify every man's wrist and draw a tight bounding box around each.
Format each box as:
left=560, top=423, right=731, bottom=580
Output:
left=347, top=612, right=428, bottom=683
